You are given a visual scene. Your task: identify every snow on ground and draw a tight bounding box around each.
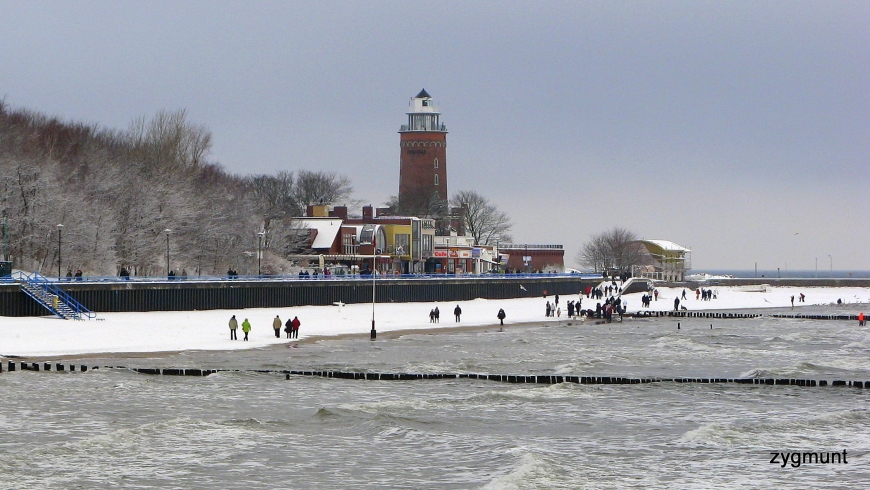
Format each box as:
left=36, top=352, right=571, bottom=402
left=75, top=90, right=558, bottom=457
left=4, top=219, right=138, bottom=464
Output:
left=1, top=285, right=868, bottom=357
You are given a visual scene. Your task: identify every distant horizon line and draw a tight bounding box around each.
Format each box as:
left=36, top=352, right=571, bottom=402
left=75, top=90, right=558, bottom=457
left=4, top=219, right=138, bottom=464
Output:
left=687, top=269, right=870, bottom=279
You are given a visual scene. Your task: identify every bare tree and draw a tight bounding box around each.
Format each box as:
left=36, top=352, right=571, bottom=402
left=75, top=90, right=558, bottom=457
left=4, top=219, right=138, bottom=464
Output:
left=577, top=227, right=648, bottom=273
left=290, top=170, right=353, bottom=214
left=451, top=190, right=512, bottom=245
left=245, top=171, right=295, bottom=235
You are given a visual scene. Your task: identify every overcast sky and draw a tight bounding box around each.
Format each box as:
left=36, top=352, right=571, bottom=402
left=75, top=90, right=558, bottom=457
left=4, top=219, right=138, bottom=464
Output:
left=1, top=1, right=867, bottom=270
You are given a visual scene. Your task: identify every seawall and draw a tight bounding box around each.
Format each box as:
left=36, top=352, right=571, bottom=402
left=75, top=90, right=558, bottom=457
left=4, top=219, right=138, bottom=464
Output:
left=1, top=276, right=600, bottom=317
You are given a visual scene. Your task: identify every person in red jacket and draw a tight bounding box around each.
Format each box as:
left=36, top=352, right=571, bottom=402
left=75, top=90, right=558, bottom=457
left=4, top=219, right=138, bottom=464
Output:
left=291, top=316, right=301, bottom=339
left=859, top=312, right=865, bottom=327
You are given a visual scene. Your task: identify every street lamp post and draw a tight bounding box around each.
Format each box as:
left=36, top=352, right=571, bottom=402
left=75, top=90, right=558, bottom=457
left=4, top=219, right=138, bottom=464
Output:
left=371, top=254, right=377, bottom=340
left=164, top=229, right=172, bottom=277
left=2, top=216, right=8, bottom=261
left=257, top=231, right=265, bottom=277
left=56, top=224, right=63, bottom=278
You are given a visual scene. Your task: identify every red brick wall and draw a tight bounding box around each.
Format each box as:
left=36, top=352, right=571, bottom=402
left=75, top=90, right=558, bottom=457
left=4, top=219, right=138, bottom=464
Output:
left=399, top=131, right=447, bottom=213
left=504, top=249, right=565, bottom=271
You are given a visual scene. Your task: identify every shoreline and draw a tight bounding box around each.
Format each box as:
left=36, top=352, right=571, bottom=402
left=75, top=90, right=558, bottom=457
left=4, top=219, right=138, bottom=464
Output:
left=3, top=285, right=867, bottom=361
left=6, top=320, right=551, bottom=362
left=7, top=303, right=867, bottom=362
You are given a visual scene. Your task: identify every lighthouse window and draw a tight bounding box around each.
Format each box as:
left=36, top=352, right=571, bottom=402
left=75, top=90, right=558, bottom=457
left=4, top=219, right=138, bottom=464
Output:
left=433, top=158, right=438, bottom=169
left=422, top=99, right=430, bottom=107
left=434, top=174, right=439, bottom=186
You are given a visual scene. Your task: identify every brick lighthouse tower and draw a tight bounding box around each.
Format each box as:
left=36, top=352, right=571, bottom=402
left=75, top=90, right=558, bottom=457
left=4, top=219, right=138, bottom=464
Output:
left=398, top=89, right=448, bottom=217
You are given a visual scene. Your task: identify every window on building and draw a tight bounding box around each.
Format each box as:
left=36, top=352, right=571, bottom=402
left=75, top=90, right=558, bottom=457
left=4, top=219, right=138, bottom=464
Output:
left=422, top=100, right=430, bottom=107
left=433, top=158, right=438, bottom=168
left=421, top=234, right=433, bottom=255
left=434, top=174, right=439, bottom=186
left=395, top=234, right=410, bottom=255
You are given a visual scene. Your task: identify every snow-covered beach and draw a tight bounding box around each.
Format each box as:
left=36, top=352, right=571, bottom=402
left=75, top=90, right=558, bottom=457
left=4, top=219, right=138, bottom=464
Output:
left=2, top=285, right=868, bottom=358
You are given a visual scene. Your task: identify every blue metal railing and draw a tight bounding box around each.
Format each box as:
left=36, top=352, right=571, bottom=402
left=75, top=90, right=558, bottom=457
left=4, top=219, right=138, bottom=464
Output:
left=13, top=271, right=96, bottom=320
left=22, top=271, right=604, bottom=283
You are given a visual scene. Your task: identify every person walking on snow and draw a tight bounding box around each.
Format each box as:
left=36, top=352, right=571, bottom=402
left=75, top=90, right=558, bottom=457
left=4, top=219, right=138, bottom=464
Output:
left=434, top=306, right=440, bottom=323
left=229, top=315, right=238, bottom=340
left=242, top=318, right=251, bottom=341
left=291, top=316, right=301, bottom=339
left=497, top=308, right=506, bottom=325
left=454, top=305, right=462, bottom=322
left=272, top=315, right=282, bottom=338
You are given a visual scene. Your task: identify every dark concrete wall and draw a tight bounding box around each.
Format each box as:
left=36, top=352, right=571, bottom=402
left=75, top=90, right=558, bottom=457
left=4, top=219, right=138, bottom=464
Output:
left=0, top=276, right=597, bottom=317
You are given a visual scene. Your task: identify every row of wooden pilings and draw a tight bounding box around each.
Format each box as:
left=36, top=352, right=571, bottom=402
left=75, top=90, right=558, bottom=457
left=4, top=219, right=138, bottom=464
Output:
left=631, top=311, right=763, bottom=319
left=3, top=361, right=868, bottom=388
left=768, top=313, right=865, bottom=321
left=4, top=360, right=91, bottom=372
left=629, top=311, right=863, bottom=321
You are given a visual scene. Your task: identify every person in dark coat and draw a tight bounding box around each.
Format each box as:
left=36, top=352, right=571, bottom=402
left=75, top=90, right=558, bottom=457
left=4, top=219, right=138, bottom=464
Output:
left=497, top=308, right=506, bottom=325
left=284, top=317, right=293, bottom=338
left=434, top=306, right=440, bottom=323
left=454, top=305, right=462, bottom=322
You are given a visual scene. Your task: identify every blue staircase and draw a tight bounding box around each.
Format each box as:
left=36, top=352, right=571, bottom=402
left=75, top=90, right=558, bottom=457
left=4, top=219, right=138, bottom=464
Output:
left=13, top=271, right=96, bottom=320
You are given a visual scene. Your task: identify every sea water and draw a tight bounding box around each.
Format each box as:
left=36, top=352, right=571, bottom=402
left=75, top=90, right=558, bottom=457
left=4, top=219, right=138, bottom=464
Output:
left=1, top=305, right=868, bottom=489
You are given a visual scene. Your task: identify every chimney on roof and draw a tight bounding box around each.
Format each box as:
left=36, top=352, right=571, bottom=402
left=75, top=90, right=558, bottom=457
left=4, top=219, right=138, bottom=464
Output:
left=362, top=205, right=373, bottom=223
left=332, top=206, right=348, bottom=220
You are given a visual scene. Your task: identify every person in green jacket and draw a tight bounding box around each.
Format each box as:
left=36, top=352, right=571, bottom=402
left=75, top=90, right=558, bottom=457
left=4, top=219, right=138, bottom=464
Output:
left=242, top=318, right=251, bottom=341
left=229, top=315, right=238, bottom=340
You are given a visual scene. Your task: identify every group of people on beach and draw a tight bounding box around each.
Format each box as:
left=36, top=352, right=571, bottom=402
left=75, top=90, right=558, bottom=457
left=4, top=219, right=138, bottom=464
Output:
left=429, top=306, right=441, bottom=323
left=427, top=305, right=469, bottom=323
left=228, top=314, right=300, bottom=341
left=585, top=286, right=611, bottom=300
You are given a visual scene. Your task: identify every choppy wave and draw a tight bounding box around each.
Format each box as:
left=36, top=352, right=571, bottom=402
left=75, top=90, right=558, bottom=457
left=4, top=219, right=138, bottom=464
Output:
left=464, top=383, right=601, bottom=404
left=740, top=359, right=870, bottom=378
left=481, top=450, right=564, bottom=490
left=680, top=409, right=870, bottom=447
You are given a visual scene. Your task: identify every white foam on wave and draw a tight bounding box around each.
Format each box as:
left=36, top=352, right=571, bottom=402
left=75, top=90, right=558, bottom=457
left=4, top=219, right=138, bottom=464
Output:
left=334, top=397, right=434, bottom=414
left=553, top=360, right=595, bottom=374
left=481, top=450, right=559, bottom=490
left=739, top=360, right=868, bottom=378
left=679, top=409, right=870, bottom=447
left=469, top=382, right=600, bottom=404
